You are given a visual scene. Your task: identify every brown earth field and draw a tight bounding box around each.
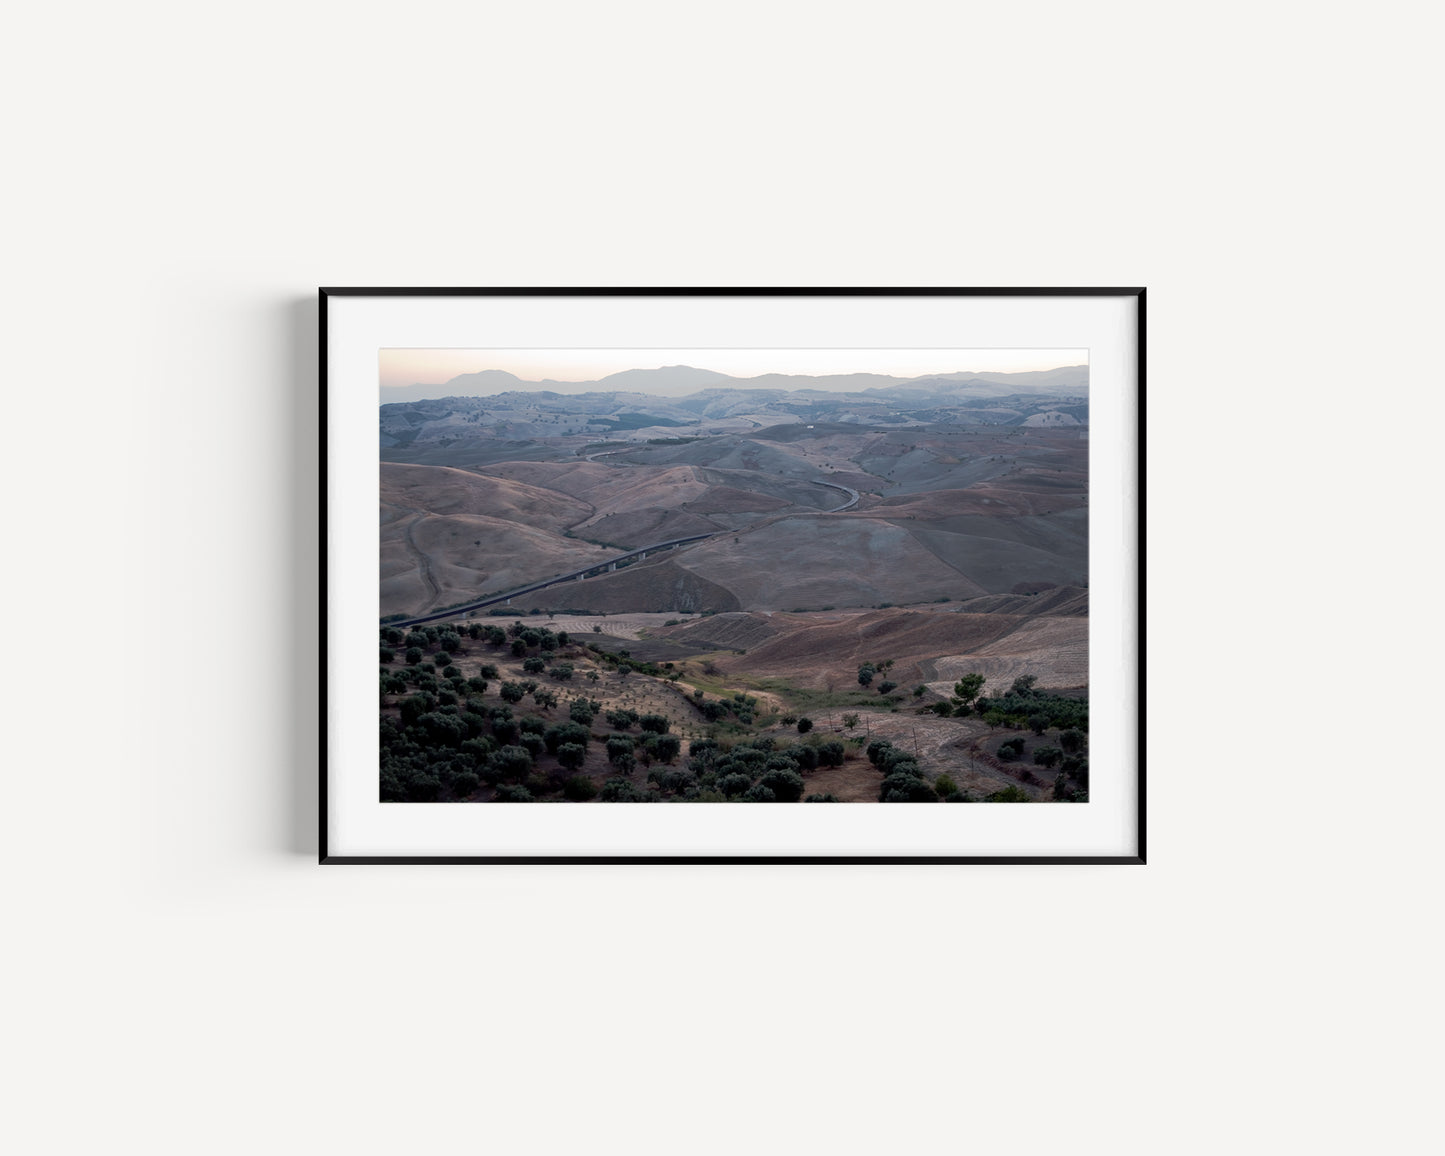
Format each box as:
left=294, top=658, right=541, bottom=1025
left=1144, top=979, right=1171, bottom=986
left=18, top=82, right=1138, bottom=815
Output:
left=658, top=597, right=1088, bottom=698
left=382, top=425, right=1089, bottom=618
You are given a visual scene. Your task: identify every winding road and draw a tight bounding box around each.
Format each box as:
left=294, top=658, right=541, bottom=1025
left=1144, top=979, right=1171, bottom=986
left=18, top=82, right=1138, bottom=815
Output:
left=384, top=473, right=859, bottom=629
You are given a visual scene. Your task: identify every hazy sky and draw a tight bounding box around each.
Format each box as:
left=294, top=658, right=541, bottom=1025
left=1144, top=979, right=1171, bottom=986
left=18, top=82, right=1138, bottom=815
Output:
left=380, top=348, right=1087, bottom=393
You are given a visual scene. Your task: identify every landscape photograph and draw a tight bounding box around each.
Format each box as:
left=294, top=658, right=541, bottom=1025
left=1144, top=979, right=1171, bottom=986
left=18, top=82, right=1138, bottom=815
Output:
left=378, top=349, right=1090, bottom=804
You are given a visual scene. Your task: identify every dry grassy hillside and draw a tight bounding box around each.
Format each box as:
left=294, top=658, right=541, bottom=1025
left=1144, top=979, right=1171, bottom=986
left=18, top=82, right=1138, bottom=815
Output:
left=382, top=462, right=590, bottom=530
left=381, top=412, right=1090, bottom=622
left=381, top=514, right=614, bottom=618
left=379, top=606, right=1083, bottom=804
left=506, top=558, right=742, bottom=616
left=381, top=463, right=614, bottom=617
left=379, top=383, right=1092, bottom=805
left=675, top=516, right=989, bottom=608
left=682, top=602, right=1087, bottom=692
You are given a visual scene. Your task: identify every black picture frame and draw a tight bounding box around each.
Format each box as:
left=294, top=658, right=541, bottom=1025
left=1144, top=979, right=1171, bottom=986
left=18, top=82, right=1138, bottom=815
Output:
left=321, top=287, right=1144, bottom=864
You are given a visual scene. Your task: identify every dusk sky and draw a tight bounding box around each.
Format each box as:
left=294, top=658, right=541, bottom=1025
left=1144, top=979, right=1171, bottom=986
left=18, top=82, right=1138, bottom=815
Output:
left=380, top=348, right=1087, bottom=393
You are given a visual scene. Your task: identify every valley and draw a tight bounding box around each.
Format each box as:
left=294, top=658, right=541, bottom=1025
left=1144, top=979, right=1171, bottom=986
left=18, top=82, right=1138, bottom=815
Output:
left=378, top=366, right=1091, bottom=803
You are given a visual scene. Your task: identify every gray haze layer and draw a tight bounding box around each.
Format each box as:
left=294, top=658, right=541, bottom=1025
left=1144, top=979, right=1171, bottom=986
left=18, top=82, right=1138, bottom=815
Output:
left=380, top=364, right=1088, bottom=405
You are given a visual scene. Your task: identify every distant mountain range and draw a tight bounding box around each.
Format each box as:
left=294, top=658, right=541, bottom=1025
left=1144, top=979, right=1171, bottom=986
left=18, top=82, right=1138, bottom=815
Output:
left=379, top=367, right=1091, bottom=453
left=379, top=364, right=1088, bottom=405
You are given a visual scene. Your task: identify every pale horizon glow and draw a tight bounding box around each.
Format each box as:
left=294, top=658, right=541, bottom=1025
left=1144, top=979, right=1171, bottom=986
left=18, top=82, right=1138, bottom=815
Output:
left=380, top=348, right=1087, bottom=395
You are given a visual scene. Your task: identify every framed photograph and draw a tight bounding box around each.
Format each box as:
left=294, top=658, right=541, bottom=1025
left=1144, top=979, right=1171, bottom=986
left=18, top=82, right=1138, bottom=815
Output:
left=322, top=288, right=1143, bottom=863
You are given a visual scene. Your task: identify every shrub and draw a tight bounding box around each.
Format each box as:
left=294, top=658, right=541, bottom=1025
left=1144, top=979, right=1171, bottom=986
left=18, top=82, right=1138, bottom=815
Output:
left=523, top=656, right=546, bottom=674
left=461, top=736, right=495, bottom=764
left=759, top=768, right=805, bottom=802
left=741, top=783, right=777, bottom=802
left=568, top=700, right=596, bottom=726
left=639, top=713, right=670, bottom=734
left=649, top=768, right=695, bottom=795
left=1033, top=745, right=1063, bottom=768
left=382, top=674, right=409, bottom=698
left=543, top=721, right=590, bottom=754
left=380, top=647, right=395, bottom=664
left=493, top=784, right=534, bottom=802
left=599, top=778, right=648, bottom=802
left=556, top=742, right=586, bottom=771
left=879, top=770, right=937, bottom=802
left=499, top=681, right=527, bottom=704
left=817, top=741, right=845, bottom=767
left=487, top=745, right=533, bottom=783
left=562, top=775, right=598, bottom=801
left=934, top=774, right=960, bottom=798
left=405, top=647, right=423, bottom=665
left=605, top=708, right=639, bottom=731
left=804, top=793, right=839, bottom=802
left=405, top=775, right=442, bottom=802
left=490, top=718, right=518, bottom=745
left=878, top=681, right=897, bottom=695
left=984, top=785, right=1030, bottom=802
left=418, top=712, right=466, bottom=747
left=718, top=772, right=754, bottom=798
left=1060, top=729, right=1085, bottom=754
left=451, top=771, right=480, bottom=798
left=796, top=717, right=813, bottom=734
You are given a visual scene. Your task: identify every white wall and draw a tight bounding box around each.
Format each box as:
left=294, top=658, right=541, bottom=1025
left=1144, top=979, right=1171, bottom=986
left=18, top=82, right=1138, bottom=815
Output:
left=5, top=3, right=1439, bottom=1154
